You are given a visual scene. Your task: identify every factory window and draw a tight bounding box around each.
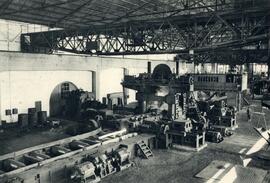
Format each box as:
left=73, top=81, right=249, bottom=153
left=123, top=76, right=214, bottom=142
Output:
left=61, top=83, right=70, bottom=98
left=12, top=108, right=18, bottom=114
left=5, top=109, right=11, bottom=115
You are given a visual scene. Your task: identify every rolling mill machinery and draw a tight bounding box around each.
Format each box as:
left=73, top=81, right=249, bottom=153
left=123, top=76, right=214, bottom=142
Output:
left=192, top=71, right=248, bottom=142
left=193, top=72, right=248, bottom=111
left=70, top=144, right=132, bottom=183
left=122, top=62, right=247, bottom=146
left=122, top=63, right=207, bottom=149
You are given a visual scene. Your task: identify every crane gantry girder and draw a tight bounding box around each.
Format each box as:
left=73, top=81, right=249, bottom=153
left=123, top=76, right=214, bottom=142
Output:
left=20, top=1, right=270, bottom=63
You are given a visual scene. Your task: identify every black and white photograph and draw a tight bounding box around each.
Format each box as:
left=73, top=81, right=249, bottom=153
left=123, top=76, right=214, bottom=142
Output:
left=0, top=0, right=269, bottom=182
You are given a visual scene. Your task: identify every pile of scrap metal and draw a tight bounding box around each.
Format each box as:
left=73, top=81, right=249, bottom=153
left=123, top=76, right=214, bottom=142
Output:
left=70, top=144, right=132, bottom=183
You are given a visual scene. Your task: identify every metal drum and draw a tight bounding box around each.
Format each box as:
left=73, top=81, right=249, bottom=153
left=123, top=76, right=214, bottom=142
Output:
left=37, top=111, right=47, bottom=124
left=28, top=112, right=38, bottom=127
left=18, top=114, right=28, bottom=128
left=28, top=108, right=36, bottom=114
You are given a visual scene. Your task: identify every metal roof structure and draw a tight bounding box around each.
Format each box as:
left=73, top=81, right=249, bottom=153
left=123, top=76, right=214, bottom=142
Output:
left=1, top=0, right=232, bottom=29
left=0, top=0, right=269, bottom=63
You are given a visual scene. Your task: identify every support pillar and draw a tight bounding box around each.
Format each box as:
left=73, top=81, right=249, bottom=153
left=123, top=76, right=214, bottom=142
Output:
left=187, top=62, right=195, bottom=73
left=138, top=100, right=146, bottom=114
left=147, top=61, right=151, bottom=74
left=92, top=70, right=100, bottom=101
left=176, top=61, right=179, bottom=75
left=237, top=92, right=242, bottom=111
left=168, top=103, right=175, bottom=120
left=249, top=64, right=254, bottom=76
left=123, top=68, right=129, bottom=105
left=240, top=64, right=247, bottom=74
left=211, top=63, right=218, bottom=73
left=268, top=62, right=270, bottom=80
left=136, top=92, right=146, bottom=113
left=268, top=27, right=270, bottom=79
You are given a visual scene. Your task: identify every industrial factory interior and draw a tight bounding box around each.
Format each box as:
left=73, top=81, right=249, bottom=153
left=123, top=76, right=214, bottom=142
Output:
left=0, top=0, right=270, bottom=183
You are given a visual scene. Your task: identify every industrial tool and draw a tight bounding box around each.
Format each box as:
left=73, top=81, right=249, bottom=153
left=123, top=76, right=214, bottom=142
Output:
left=205, top=130, right=224, bottom=143
left=70, top=144, right=132, bottom=183
left=70, top=161, right=100, bottom=183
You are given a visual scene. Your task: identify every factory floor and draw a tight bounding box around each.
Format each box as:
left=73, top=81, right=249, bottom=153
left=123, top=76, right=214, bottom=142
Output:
left=0, top=118, right=76, bottom=155
left=102, top=100, right=270, bottom=183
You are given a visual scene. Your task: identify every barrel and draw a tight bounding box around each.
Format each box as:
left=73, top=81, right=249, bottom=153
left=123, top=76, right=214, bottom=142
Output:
left=28, top=113, right=38, bottom=127
left=18, top=114, right=29, bottom=128
left=35, top=101, right=42, bottom=112
left=37, top=111, right=47, bottom=124
left=28, top=108, right=36, bottom=114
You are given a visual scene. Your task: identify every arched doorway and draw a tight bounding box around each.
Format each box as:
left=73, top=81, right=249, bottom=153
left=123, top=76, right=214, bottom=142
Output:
left=49, top=82, right=78, bottom=117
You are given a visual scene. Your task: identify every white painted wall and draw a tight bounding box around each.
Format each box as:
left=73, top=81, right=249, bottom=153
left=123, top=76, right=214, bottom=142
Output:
left=0, top=51, right=176, bottom=123
left=0, top=19, right=51, bottom=51
left=0, top=71, right=92, bottom=122
left=99, top=68, right=124, bottom=102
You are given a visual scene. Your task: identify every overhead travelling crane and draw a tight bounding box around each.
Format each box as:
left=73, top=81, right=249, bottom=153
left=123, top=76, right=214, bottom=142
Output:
left=19, top=0, right=270, bottom=64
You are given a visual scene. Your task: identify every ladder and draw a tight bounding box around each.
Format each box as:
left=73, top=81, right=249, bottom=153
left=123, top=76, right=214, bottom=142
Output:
left=137, top=141, right=153, bottom=159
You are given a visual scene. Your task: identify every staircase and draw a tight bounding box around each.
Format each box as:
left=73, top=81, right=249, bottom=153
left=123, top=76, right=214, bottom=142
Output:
left=137, top=141, right=153, bottom=159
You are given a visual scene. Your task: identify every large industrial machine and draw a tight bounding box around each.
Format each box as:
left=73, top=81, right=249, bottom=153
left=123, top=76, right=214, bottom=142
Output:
left=70, top=144, right=132, bottom=183
left=193, top=72, right=248, bottom=111
left=121, top=63, right=243, bottom=145
left=122, top=63, right=207, bottom=149
left=193, top=73, right=248, bottom=92
left=122, top=63, right=194, bottom=119
left=197, top=94, right=237, bottom=128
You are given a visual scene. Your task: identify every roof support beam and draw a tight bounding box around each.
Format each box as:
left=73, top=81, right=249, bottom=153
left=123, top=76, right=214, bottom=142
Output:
left=53, top=0, right=95, bottom=26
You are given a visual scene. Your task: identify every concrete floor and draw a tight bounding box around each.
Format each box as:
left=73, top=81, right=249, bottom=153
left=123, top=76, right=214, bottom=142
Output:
left=1, top=100, right=270, bottom=182
left=102, top=101, right=270, bottom=183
